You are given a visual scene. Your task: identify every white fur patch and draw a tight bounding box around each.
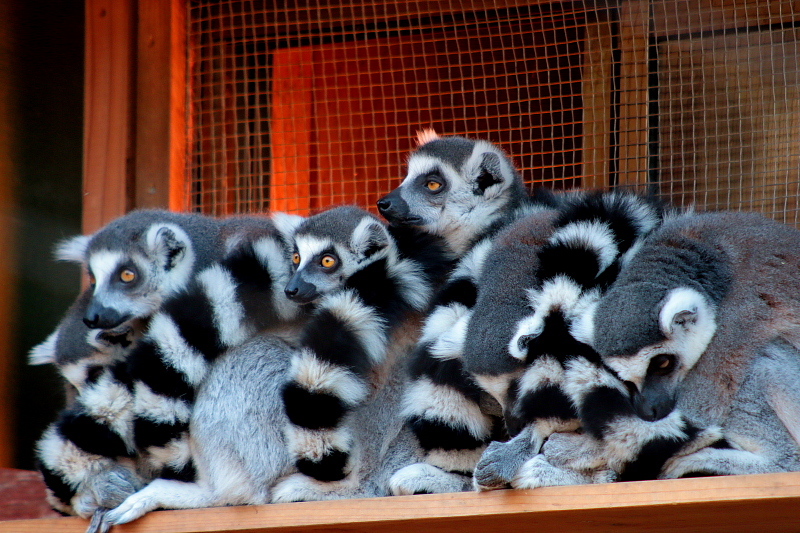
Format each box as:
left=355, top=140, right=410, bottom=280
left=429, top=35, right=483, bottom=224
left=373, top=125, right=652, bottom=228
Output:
left=270, top=472, right=359, bottom=503
left=271, top=212, right=305, bottom=241
left=549, top=220, right=618, bottom=274
left=420, top=304, right=469, bottom=345
left=36, top=425, right=112, bottom=484
left=29, top=329, right=59, bottom=365
left=145, top=434, right=192, bottom=472
left=426, top=447, right=485, bottom=473
left=602, top=410, right=688, bottom=472
left=453, top=238, right=492, bottom=279
left=54, top=235, right=90, bottom=263
left=429, top=310, right=471, bottom=360
left=81, top=374, right=135, bottom=444
left=517, top=357, right=565, bottom=396
left=146, top=223, right=196, bottom=296
left=563, top=357, right=627, bottom=405
left=146, top=314, right=209, bottom=386
left=197, top=265, right=250, bottom=347
left=318, top=290, right=387, bottom=366
left=285, top=425, right=352, bottom=462
left=401, top=377, right=492, bottom=439
left=133, top=382, right=192, bottom=425
left=290, top=349, right=369, bottom=406
left=473, top=372, right=520, bottom=409
left=388, top=258, right=432, bottom=311
left=659, top=288, right=717, bottom=371
left=350, top=216, right=390, bottom=262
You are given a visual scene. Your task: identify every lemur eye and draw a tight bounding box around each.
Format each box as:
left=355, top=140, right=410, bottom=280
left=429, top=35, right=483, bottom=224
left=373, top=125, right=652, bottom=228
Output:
left=320, top=255, right=337, bottom=269
left=88, top=272, right=96, bottom=286
left=292, top=252, right=301, bottom=265
left=119, top=269, right=136, bottom=283
left=650, top=354, right=676, bottom=376
left=425, top=180, right=442, bottom=192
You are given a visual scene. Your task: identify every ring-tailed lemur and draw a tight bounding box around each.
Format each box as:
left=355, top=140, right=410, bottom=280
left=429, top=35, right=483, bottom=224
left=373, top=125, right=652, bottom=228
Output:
left=35, top=212, right=304, bottom=524
left=96, top=206, right=459, bottom=529
left=380, top=132, right=560, bottom=495
left=587, top=211, right=800, bottom=478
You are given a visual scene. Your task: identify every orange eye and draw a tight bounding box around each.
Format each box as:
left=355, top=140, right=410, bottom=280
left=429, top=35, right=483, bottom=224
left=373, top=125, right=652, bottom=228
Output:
left=120, top=269, right=136, bottom=283
left=292, top=253, right=301, bottom=265
left=425, top=180, right=442, bottom=192
left=320, top=255, right=337, bottom=269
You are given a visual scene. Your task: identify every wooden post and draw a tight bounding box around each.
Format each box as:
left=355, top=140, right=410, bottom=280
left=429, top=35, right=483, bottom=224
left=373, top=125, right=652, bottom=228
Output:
left=617, top=0, right=651, bottom=188
left=136, top=0, right=187, bottom=211
left=83, top=0, right=136, bottom=234
left=582, top=19, right=614, bottom=190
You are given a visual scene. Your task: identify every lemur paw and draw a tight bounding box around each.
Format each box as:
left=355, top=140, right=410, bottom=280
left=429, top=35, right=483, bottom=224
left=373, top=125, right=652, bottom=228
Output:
left=512, top=455, right=593, bottom=489
left=88, top=466, right=145, bottom=509
left=389, top=463, right=472, bottom=496
left=473, top=431, right=538, bottom=491
left=540, top=432, right=606, bottom=472
left=101, top=490, right=159, bottom=528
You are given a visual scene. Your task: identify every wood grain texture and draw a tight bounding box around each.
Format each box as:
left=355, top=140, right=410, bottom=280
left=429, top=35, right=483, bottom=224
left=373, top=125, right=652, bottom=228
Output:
left=4, top=473, right=800, bottom=533
left=83, top=0, right=135, bottom=234
left=136, top=0, right=187, bottom=211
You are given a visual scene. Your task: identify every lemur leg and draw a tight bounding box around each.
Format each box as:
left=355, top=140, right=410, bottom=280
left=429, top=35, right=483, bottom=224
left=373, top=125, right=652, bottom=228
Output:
left=473, top=426, right=539, bottom=491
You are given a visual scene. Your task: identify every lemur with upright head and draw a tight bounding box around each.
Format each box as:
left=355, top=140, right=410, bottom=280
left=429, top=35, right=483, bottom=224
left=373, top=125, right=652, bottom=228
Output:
left=97, top=205, right=455, bottom=529
left=34, top=211, right=304, bottom=526
left=379, top=131, right=561, bottom=495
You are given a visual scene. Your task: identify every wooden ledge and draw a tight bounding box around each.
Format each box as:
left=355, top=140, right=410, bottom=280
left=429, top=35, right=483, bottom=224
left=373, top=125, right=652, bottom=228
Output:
left=3, top=472, right=800, bottom=533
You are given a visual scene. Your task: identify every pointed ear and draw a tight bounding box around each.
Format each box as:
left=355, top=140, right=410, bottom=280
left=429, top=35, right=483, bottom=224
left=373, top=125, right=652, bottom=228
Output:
left=659, top=287, right=710, bottom=338
left=28, top=330, right=59, bottom=365
left=473, top=152, right=505, bottom=194
left=146, top=223, right=191, bottom=271
left=54, top=235, right=90, bottom=263
left=351, top=217, right=390, bottom=259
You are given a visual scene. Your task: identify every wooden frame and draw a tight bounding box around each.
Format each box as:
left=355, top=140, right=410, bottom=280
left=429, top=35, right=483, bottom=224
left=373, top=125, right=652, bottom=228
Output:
left=5, top=472, right=800, bottom=532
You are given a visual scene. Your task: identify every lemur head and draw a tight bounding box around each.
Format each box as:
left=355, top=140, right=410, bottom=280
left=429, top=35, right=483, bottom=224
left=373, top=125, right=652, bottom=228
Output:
left=285, top=206, right=393, bottom=304
left=587, top=228, right=731, bottom=422
left=377, top=131, right=527, bottom=255
left=56, top=210, right=216, bottom=330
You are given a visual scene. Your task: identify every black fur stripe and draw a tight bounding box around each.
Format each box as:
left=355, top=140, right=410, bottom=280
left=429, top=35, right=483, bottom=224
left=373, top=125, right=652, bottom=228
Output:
left=296, top=449, right=349, bottom=482
left=160, top=460, right=197, bottom=482
left=222, top=242, right=273, bottom=291
left=162, top=285, right=224, bottom=361
left=388, top=225, right=456, bottom=288
left=346, top=258, right=411, bottom=324
left=282, top=383, right=347, bottom=430
left=434, top=278, right=478, bottom=309
left=523, top=311, right=601, bottom=364
left=109, top=361, right=134, bottom=390
left=537, top=243, right=602, bottom=288
left=554, top=191, right=646, bottom=254
left=126, top=340, right=195, bottom=401
left=619, top=434, right=693, bottom=482
left=408, top=346, right=484, bottom=402
left=578, top=385, right=635, bottom=440
left=57, top=408, right=133, bottom=459
left=132, top=417, right=189, bottom=450
left=407, top=415, right=488, bottom=452
left=299, top=309, right=373, bottom=376
left=38, top=463, right=76, bottom=507
left=513, top=384, right=577, bottom=425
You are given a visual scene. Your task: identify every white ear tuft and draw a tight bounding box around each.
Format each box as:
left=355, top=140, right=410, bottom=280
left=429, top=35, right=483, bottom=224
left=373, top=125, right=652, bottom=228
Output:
left=351, top=217, right=390, bottom=259
left=28, top=329, right=59, bottom=365
left=54, top=235, right=90, bottom=263
left=146, top=223, right=191, bottom=270
left=508, top=315, right=543, bottom=361
left=272, top=212, right=305, bottom=241
left=415, top=128, right=439, bottom=146
left=659, top=287, right=709, bottom=338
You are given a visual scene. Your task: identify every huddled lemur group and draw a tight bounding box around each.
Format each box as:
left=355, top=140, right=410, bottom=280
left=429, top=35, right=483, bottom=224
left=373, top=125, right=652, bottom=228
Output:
left=31, top=130, right=800, bottom=532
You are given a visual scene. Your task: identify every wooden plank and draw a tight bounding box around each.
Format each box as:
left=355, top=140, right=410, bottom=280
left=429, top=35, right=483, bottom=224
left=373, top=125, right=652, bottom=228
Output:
left=83, top=0, right=135, bottom=233
left=581, top=19, right=614, bottom=190
left=136, top=0, right=187, bottom=211
left=617, top=0, right=650, bottom=188
left=5, top=473, right=800, bottom=533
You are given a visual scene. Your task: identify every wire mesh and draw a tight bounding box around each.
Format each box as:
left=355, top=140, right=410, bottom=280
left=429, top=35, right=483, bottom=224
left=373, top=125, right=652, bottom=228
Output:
left=185, top=0, right=800, bottom=225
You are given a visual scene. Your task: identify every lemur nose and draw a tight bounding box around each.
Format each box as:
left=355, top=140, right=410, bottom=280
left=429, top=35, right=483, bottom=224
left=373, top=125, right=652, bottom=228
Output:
left=376, top=198, right=392, bottom=212
left=284, top=287, right=298, bottom=298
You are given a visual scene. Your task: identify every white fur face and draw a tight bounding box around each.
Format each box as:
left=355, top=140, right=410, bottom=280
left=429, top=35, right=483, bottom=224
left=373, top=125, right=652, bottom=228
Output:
left=84, top=223, right=196, bottom=328
left=392, top=142, right=521, bottom=254
left=288, top=217, right=394, bottom=304
left=603, top=287, right=717, bottom=389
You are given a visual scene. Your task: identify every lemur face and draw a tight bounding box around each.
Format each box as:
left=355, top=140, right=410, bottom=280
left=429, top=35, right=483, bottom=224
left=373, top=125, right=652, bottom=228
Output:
left=82, top=223, right=196, bottom=330
left=285, top=207, right=391, bottom=305
left=377, top=137, right=523, bottom=255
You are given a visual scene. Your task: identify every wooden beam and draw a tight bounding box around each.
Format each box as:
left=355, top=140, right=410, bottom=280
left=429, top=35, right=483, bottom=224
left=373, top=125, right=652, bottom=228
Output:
left=582, top=19, right=614, bottom=190
left=5, top=473, right=800, bottom=533
left=617, top=0, right=651, bottom=188
left=136, top=0, right=187, bottom=211
left=83, top=0, right=135, bottom=234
